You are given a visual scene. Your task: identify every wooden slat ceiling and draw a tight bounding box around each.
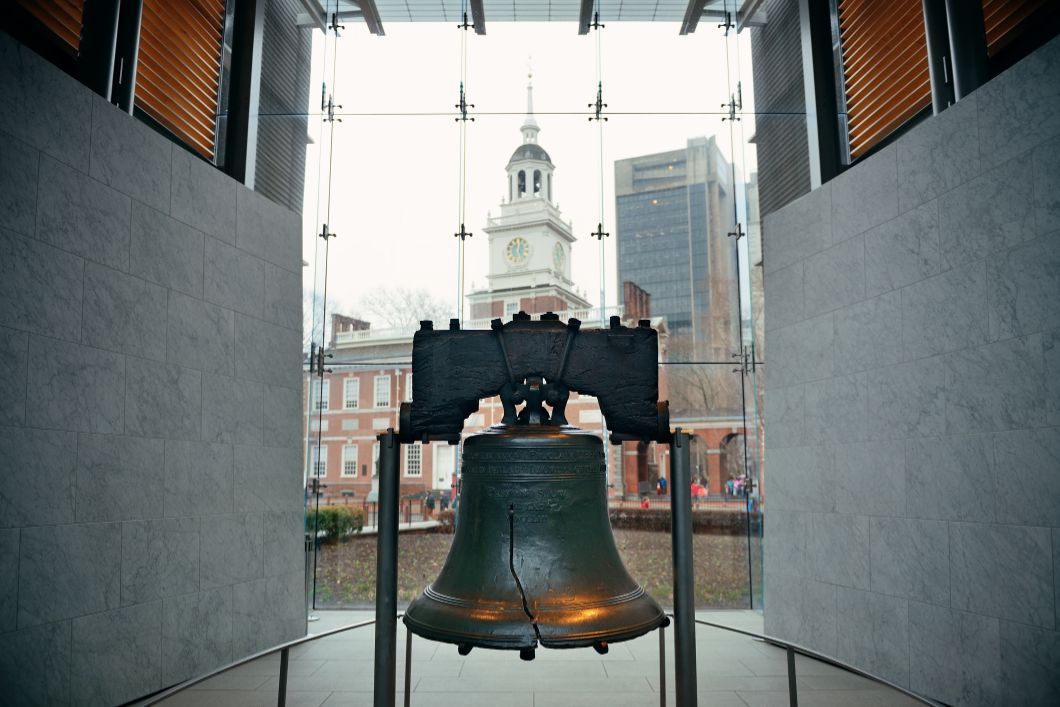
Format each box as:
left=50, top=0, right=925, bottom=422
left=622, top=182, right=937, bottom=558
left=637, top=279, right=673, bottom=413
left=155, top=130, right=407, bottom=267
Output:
left=15, top=0, right=84, bottom=55
left=136, top=0, right=226, bottom=160
left=838, top=0, right=931, bottom=159
left=982, top=0, right=1050, bottom=57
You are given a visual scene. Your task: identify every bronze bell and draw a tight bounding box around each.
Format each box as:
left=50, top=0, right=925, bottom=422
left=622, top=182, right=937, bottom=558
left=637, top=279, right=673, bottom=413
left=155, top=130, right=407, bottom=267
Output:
left=403, top=421, right=666, bottom=659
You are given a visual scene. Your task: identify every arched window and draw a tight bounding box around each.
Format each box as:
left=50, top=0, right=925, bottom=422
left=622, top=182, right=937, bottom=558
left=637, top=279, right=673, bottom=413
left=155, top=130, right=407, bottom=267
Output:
left=508, top=175, right=513, bottom=202
left=518, top=170, right=526, bottom=196
left=547, top=174, right=552, bottom=201
left=533, top=170, right=542, bottom=196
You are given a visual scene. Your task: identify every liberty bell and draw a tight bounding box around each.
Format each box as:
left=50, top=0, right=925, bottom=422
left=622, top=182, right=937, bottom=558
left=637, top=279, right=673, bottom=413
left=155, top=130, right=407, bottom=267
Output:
left=399, top=313, right=670, bottom=659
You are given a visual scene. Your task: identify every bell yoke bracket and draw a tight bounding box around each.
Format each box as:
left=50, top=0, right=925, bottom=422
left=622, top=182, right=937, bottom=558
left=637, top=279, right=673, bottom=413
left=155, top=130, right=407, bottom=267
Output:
left=398, top=312, right=670, bottom=444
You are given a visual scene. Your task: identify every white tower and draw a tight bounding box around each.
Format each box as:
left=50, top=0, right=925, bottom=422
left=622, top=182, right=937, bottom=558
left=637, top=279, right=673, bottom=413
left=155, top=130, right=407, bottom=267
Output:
left=468, top=74, right=590, bottom=320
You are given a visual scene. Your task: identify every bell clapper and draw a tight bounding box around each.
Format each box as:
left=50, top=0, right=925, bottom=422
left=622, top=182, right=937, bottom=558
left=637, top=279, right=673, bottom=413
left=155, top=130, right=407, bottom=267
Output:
left=457, top=643, right=473, bottom=656
left=593, top=641, right=609, bottom=655
left=519, top=647, right=536, bottom=661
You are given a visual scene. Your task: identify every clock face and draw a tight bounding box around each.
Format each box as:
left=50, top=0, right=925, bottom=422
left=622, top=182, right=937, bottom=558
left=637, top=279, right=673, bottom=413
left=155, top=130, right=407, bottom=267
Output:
left=505, top=237, right=531, bottom=265
left=553, top=242, right=565, bottom=269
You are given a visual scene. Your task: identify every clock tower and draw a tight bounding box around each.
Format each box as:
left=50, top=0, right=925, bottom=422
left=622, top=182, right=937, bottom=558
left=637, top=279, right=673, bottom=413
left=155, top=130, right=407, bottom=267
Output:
left=467, top=74, right=591, bottom=320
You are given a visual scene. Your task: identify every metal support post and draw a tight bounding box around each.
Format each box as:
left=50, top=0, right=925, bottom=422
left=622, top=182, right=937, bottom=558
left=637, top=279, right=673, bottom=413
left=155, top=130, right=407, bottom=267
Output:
left=944, top=0, right=989, bottom=100
left=277, top=647, right=289, bottom=707
left=669, top=430, right=698, bottom=707
left=403, top=628, right=413, bottom=707
left=922, top=0, right=954, bottom=114
left=373, top=429, right=400, bottom=707
left=658, top=622, right=667, bottom=707
left=786, top=645, right=798, bottom=707
left=798, top=0, right=844, bottom=185
left=111, top=0, right=143, bottom=113
left=225, top=0, right=265, bottom=184
left=78, top=0, right=120, bottom=100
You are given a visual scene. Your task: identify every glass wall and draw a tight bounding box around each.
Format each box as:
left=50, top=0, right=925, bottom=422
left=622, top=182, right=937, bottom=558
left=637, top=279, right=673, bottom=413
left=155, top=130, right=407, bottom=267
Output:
left=293, top=3, right=796, bottom=615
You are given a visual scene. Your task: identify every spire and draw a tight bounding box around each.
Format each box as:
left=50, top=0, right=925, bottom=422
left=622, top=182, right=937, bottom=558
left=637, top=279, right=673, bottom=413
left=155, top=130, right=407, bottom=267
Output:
left=521, top=65, right=540, bottom=143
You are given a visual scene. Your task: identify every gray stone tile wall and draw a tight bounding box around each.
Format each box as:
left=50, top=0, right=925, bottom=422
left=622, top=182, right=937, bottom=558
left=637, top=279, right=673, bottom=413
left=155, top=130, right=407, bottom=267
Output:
left=0, top=33, right=304, bottom=705
left=763, top=34, right=1060, bottom=707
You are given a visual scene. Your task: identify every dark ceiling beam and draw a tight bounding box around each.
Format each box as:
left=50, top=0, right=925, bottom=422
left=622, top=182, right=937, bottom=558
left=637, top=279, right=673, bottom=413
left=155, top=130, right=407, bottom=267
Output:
left=680, top=0, right=708, bottom=35
left=470, top=0, right=486, bottom=34
left=578, top=0, right=593, bottom=34
left=357, top=0, right=385, bottom=35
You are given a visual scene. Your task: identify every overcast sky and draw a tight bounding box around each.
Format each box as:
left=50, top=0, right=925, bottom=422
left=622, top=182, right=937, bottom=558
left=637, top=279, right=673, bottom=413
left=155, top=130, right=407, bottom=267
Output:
left=298, top=21, right=758, bottom=326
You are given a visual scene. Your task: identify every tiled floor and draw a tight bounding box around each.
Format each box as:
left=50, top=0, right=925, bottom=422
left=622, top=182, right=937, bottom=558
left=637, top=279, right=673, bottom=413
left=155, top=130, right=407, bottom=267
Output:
left=156, top=611, right=925, bottom=706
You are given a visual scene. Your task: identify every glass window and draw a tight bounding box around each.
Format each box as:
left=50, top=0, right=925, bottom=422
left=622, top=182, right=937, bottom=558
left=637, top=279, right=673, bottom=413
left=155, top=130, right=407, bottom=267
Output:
left=314, top=380, right=329, bottom=410
left=312, top=445, right=326, bottom=477
left=372, top=443, right=380, bottom=477
left=374, top=375, right=391, bottom=407
left=404, top=372, right=413, bottom=402
left=343, top=377, right=359, bottom=409
left=404, top=444, right=422, bottom=477
left=342, top=445, right=357, bottom=476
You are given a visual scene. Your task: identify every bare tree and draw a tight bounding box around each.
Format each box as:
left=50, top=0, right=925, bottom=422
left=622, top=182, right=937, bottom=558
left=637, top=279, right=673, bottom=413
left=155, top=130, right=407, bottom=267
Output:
left=303, top=288, right=360, bottom=352
left=664, top=333, right=743, bottom=416
left=358, top=287, right=453, bottom=329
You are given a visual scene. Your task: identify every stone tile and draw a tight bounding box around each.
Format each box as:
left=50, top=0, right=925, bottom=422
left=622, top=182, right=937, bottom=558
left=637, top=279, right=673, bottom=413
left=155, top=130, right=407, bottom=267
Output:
left=868, top=517, right=948, bottom=604
left=167, top=290, right=235, bottom=376
left=162, top=586, right=234, bottom=685
left=831, top=144, right=899, bottom=243
left=865, top=356, right=946, bottom=441
left=36, top=154, right=132, bottom=270
left=999, top=621, right=1060, bottom=707
left=977, top=33, right=1060, bottom=169
left=71, top=601, right=162, bottom=706
left=760, top=572, right=836, bottom=656
left=0, top=227, right=83, bottom=341
left=0, top=32, right=93, bottom=170
left=762, top=183, right=832, bottom=274
left=164, top=440, right=234, bottom=517
left=0, top=325, right=28, bottom=425
left=125, top=356, right=202, bottom=440
left=1033, top=134, right=1060, bottom=234
left=27, top=336, right=125, bottom=434
left=264, top=262, right=302, bottom=331
left=835, top=588, right=909, bottom=688
left=235, top=313, right=303, bottom=390
left=764, top=446, right=834, bottom=513
left=905, top=434, right=995, bottom=523
left=89, top=99, right=172, bottom=212
left=943, top=334, right=1045, bottom=434
left=232, top=571, right=304, bottom=657
left=264, top=383, right=302, bottom=449
left=204, top=237, right=265, bottom=318
left=763, top=510, right=812, bottom=581
left=130, top=202, right=205, bottom=298
left=236, top=186, right=301, bottom=273
left=235, top=444, right=303, bottom=512
left=803, top=235, right=865, bottom=318
left=82, top=262, right=167, bottom=361
left=833, top=290, right=901, bottom=376
left=18, top=522, right=121, bottom=626
left=988, top=232, right=1060, bottom=340
left=950, top=522, right=1053, bottom=628
left=201, top=513, right=264, bottom=589
left=121, top=517, right=199, bottom=605
left=75, top=433, right=164, bottom=523
left=203, top=374, right=263, bottom=445
left=265, top=510, right=305, bottom=577
left=0, top=621, right=72, bottom=706
left=812, top=513, right=869, bottom=590
left=1048, top=329, right=1060, bottom=426
left=834, top=440, right=905, bottom=517
left=804, top=373, right=868, bottom=446
left=0, top=131, right=39, bottom=236
left=994, top=428, right=1060, bottom=527
left=763, top=384, right=803, bottom=449
left=939, top=154, right=1036, bottom=269
left=0, top=426, right=76, bottom=528
left=864, top=199, right=941, bottom=299
left=908, top=602, right=999, bottom=707
left=764, top=262, right=803, bottom=332
left=766, top=313, right=834, bottom=388
left=896, top=94, right=980, bottom=212
left=170, top=146, right=236, bottom=244
left=901, top=259, right=989, bottom=360
left=0, top=528, right=17, bottom=632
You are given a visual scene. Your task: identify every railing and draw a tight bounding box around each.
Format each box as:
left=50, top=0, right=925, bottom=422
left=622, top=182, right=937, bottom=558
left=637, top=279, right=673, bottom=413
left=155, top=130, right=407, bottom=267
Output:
left=331, top=305, right=626, bottom=346
left=140, top=612, right=945, bottom=707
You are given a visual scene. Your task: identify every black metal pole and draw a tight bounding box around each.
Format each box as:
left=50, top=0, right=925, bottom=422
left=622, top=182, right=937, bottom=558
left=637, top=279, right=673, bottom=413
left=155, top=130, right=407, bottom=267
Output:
left=922, top=0, right=954, bottom=114
left=669, top=430, right=698, bottom=707
left=659, top=623, right=666, bottom=707
left=277, top=647, right=289, bottom=707
left=403, top=628, right=413, bottom=707
left=787, top=645, right=798, bottom=707
left=111, top=0, right=143, bottom=113
left=373, top=428, right=400, bottom=707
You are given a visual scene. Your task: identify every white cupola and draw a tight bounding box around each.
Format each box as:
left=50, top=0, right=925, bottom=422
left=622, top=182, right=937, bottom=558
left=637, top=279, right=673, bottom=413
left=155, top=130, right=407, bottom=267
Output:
left=506, top=73, right=554, bottom=204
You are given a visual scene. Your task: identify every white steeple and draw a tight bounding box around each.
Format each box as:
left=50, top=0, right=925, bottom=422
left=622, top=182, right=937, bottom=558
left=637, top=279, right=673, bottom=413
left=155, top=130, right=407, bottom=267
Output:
left=521, top=70, right=540, bottom=144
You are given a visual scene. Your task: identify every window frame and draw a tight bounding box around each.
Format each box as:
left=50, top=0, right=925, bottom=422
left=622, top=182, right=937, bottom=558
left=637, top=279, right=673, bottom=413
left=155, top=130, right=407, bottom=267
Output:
left=374, top=374, right=391, bottom=408
left=341, top=444, right=357, bottom=477
left=343, top=377, right=360, bottom=409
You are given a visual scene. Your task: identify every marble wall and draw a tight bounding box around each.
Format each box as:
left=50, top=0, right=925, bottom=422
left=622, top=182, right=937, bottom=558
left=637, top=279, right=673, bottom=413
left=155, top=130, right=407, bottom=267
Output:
left=762, top=34, right=1060, bottom=706
left=0, top=34, right=306, bottom=705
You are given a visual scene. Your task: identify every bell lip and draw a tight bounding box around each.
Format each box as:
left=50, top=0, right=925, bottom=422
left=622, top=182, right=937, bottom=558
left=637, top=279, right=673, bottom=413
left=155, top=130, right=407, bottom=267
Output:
left=422, top=584, right=650, bottom=611
left=473, top=423, right=599, bottom=438
left=402, top=612, right=538, bottom=650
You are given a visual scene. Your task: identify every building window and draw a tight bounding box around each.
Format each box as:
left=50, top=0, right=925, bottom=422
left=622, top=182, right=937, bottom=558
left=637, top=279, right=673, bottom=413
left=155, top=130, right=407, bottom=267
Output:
left=372, top=443, right=380, bottom=477
left=312, top=445, right=327, bottom=477
left=505, top=301, right=519, bottom=316
left=404, top=444, right=422, bottom=477
left=314, top=381, right=329, bottom=410
left=374, top=375, right=391, bottom=407
left=343, top=378, right=359, bottom=409
left=405, top=372, right=413, bottom=402
left=342, top=445, right=357, bottom=477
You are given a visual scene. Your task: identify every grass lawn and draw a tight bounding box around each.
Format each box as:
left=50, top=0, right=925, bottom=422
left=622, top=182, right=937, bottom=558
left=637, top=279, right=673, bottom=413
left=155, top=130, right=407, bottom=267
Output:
left=313, top=529, right=753, bottom=609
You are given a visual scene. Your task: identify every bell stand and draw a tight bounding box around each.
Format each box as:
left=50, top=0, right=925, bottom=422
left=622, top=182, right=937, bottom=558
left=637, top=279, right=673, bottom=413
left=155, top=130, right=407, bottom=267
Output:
left=371, top=426, right=700, bottom=707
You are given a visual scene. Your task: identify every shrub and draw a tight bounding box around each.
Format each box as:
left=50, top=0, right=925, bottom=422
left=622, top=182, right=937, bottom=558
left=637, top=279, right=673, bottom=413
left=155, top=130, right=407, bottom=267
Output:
left=435, top=509, right=456, bottom=534
left=306, top=506, right=365, bottom=542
